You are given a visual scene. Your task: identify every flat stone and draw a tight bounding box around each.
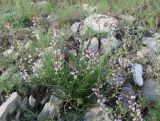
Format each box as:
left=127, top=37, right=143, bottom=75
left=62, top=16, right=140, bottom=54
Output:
left=0, top=92, right=22, bottom=121
left=132, top=63, right=144, bottom=86
left=143, top=80, right=159, bottom=104
left=84, top=107, right=113, bottom=121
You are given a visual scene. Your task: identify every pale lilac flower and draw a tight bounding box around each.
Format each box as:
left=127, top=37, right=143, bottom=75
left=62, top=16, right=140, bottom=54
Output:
left=54, top=49, right=64, bottom=74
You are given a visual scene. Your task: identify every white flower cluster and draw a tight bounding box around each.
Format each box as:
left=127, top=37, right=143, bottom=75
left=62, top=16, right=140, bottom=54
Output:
left=54, top=49, right=64, bottom=74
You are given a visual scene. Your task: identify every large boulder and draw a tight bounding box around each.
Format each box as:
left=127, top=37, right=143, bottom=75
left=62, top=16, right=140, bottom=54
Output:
left=79, top=14, right=119, bottom=36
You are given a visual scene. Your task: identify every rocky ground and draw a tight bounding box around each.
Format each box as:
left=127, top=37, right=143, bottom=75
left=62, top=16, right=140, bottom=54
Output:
left=0, top=0, right=160, bottom=121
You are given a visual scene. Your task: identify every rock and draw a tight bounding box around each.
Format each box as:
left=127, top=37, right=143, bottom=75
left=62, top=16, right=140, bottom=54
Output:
left=80, top=14, right=119, bottom=36
left=71, top=22, right=81, bottom=34
left=38, top=102, right=55, bottom=121
left=3, top=49, right=14, bottom=56
left=38, top=95, right=61, bottom=121
left=15, top=109, right=21, bottom=121
left=143, top=80, right=159, bottom=104
left=154, top=32, right=160, bottom=39
left=142, top=35, right=160, bottom=53
left=119, top=15, right=135, bottom=22
left=3, top=49, right=19, bottom=60
left=88, top=37, right=99, bottom=52
left=142, top=37, right=156, bottom=51
left=100, top=36, right=120, bottom=55
left=83, top=39, right=90, bottom=50
left=84, top=107, right=113, bottom=121
left=49, top=95, right=62, bottom=105
left=0, top=92, right=22, bottom=121
left=137, top=47, right=156, bottom=60
left=120, top=86, right=136, bottom=110
left=29, top=95, right=36, bottom=109
left=132, top=63, right=144, bottom=86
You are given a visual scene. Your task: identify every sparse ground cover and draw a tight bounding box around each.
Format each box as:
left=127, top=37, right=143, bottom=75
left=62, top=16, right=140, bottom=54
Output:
left=0, top=0, right=160, bottom=121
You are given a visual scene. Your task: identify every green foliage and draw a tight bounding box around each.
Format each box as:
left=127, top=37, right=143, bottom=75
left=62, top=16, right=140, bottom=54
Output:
left=61, top=111, right=84, bottom=121
left=0, top=64, right=20, bottom=93
left=20, top=107, right=38, bottom=121
left=83, top=28, right=108, bottom=41
left=31, top=51, right=106, bottom=108
left=1, top=0, right=32, bottom=27
left=53, top=4, right=82, bottom=25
